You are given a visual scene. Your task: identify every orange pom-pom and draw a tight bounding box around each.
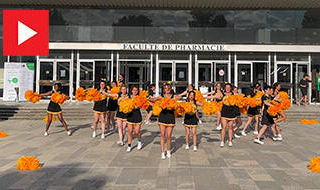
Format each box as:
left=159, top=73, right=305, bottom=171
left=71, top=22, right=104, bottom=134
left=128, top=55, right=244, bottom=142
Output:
left=267, top=103, right=282, bottom=117
left=300, top=119, right=319, bottom=125
left=17, top=156, right=41, bottom=170
left=308, top=157, right=320, bottom=173
left=195, top=90, right=206, bottom=104
left=0, top=131, right=8, bottom=138
left=43, top=115, right=56, bottom=122
left=119, top=98, right=134, bottom=114
left=240, top=106, right=248, bottom=114
left=201, top=101, right=218, bottom=115
left=51, top=92, right=67, bottom=105
left=75, top=87, right=86, bottom=101
left=180, top=102, right=197, bottom=114
left=280, top=99, right=291, bottom=110
left=175, top=103, right=186, bottom=117
left=25, top=90, right=41, bottom=103
left=152, top=104, right=162, bottom=116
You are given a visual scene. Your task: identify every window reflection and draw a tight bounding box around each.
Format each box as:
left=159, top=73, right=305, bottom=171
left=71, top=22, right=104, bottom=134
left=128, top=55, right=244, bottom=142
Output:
left=45, top=8, right=320, bottom=44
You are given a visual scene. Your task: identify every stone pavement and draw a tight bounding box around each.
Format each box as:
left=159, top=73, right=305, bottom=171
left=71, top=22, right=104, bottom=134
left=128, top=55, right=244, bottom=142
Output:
left=0, top=118, right=320, bottom=190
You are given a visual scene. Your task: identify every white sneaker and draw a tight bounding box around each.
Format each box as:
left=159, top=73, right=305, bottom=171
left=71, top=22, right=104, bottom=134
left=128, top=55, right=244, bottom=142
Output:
left=126, top=146, right=132, bottom=152
left=253, top=131, right=259, bottom=135
left=220, top=141, right=224, bottom=147
left=67, top=131, right=71, bottom=136
left=276, top=136, right=283, bottom=141
left=117, top=141, right=124, bottom=146
left=216, top=124, right=222, bottom=130
left=272, top=137, right=278, bottom=141
left=234, top=134, right=240, bottom=138
left=199, top=120, right=202, bottom=124
left=137, top=141, right=142, bottom=150
left=241, top=131, right=247, bottom=136
left=193, top=146, right=197, bottom=152
left=44, top=131, right=48, bottom=136
left=254, top=138, right=264, bottom=145
left=101, top=134, right=105, bottom=139
left=185, top=144, right=190, bottom=150
left=228, top=141, right=233, bottom=147
left=92, top=131, right=96, bottom=138
left=145, top=120, right=150, bottom=125
left=161, top=152, right=166, bottom=159
left=166, top=151, right=172, bottom=158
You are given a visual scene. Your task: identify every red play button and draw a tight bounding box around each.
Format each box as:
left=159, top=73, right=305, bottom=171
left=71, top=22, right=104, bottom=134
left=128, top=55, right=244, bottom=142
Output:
left=3, top=10, right=49, bottom=56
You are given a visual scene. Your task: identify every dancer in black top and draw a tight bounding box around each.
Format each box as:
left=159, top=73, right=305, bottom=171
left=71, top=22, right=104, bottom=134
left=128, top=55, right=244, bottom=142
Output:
left=298, top=74, right=311, bottom=106
left=241, top=86, right=261, bottom=136
left=115, top=86, right=129, bottom=146
left=272, top=82, right=286, bottom=141
left=144, top=84, right=156, bottom=124
left=183, top=91, right=202, bottom=152
left=232, top=87, right=242, bottom=139
left=254, top=85, right=277, bottom=144
left=92, top=80, right=108, bottom=139
left=206, top=83, right=223, bottom=130
left=220, top=83, right=236, bottom=147
left=155, top=83, right=181, bottom=159
left=106, top=81, right=118, bottom=131
left=126, top=85, right=143, bottom=152
left=40, top=83, right=71, bottom=136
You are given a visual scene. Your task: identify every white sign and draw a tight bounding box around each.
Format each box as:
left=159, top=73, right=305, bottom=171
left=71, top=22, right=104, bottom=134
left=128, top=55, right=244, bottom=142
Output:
left=122, top=43, right=225, bottom=51
left=218, top=69, right=225, bottom=76
left=3, top=62, right=35, bottom=101
left=18, top=63, right=35, bottom=101
left=3, top=63, right=20, bottom=101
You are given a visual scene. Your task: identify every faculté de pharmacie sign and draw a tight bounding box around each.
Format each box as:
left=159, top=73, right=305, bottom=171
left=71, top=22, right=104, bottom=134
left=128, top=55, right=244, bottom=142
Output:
left=121, top=43, right=225, bottom=51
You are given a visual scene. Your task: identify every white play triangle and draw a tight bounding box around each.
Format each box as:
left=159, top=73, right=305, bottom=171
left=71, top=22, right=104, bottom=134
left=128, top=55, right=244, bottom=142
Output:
left=18, top=21, right=37, bottom=45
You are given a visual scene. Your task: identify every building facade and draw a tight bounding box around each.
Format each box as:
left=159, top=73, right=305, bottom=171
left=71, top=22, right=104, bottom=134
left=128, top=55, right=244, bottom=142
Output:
left=1, top=2, right=320, bottom=103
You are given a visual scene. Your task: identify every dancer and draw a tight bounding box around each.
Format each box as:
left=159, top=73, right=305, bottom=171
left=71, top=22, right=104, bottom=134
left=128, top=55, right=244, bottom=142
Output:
left=106, top=81, right=118, bottom=131
left=184, top=91, right=201, bottom=152
left=232, top=86, right=242, bottom=138
left=126, top=85, right=143, bottom=152
left=207, top=83, right=223, bottom=130
left=115, top=86, right=129, bottom=146
left=40, top=83, right=71, bottom=136
left=254, top=85, right=276, bottom=144
left=241, top=86, right=260, bottom=136
left=144, top=84, right=156, bottom=124
left=298, top=74, right=311, bottom=106
left=220, top=83, right=236, bottom=147
left=179, top=84, right=202, bottom=124
left=272, top=82, right=286, bottom=141
left=92, top=80, right=108, bottom=139
left=157, top=83, right=179, bottom=159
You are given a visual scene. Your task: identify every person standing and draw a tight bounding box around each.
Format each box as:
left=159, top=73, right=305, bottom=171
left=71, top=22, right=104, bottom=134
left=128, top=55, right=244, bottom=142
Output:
left=298, top=74, right=312, bottom=106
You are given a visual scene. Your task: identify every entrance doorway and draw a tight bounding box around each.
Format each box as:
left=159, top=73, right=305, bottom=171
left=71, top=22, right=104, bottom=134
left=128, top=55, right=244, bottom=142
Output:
left=197, top=61, right=229, bottom=91
left=237, top=61, right=268, bottom=95
left=119, top=60, right=151, bottom=90
left=276, top=61, right=309, bottom=103
left=38, top=59, right=72, bottom=96
left=159, top=60, right=189, bottom=94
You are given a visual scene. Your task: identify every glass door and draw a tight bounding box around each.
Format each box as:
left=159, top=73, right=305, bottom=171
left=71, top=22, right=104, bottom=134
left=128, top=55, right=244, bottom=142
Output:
left=39, top=60, right=54, bottom=94
left=119, top=60, right=149, bottom=90
left=39, top=59, right=72, bottom=96
left=276, top=62, right=292, bottom=99
left=159, top=60, right=189, bottom=94
left=215, top=62, right=229, bottom=83
left=237, top=61, right=253, bottom=94
left=296, top=63, right=308, bottom=102
left=79, top=60, right=94, bottom=89
left=56, top=61, right=70, bottom=95
left=198, top=61, right=213, bottom=92
left=95, top=60, right=112, bottom=83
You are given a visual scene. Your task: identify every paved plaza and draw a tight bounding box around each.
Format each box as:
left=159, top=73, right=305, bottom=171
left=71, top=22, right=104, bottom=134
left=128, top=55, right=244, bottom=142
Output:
left=0, top=118, right=320, bottom=190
